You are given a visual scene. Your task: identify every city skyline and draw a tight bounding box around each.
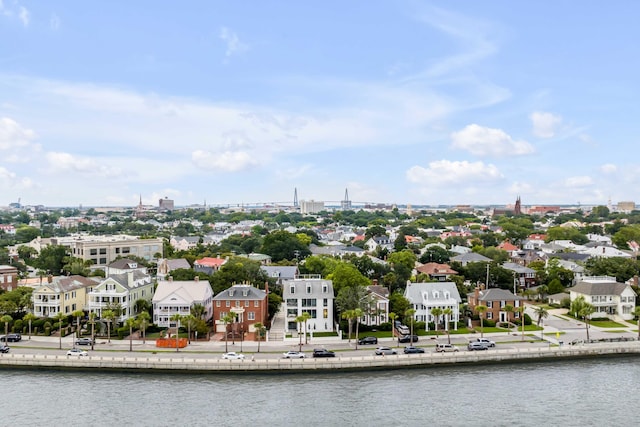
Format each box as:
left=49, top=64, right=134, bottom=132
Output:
left=1, top=2, right=640, bottom=207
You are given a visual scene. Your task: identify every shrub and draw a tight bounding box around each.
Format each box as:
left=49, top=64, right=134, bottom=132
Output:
left=117, top=326, right=128, bottom=339
left=483, top=319, right=496, bottom=327
left=14, top=320, right=23, bottom=331
left=44, top=327, right=51, bottom=336
left=378, top=322, right=392, bottom=331
left=413, top=321, right=426, bottom=331
left=33, top=319, right=45, bottom=329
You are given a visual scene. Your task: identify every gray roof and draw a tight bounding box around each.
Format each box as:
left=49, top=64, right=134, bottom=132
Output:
left=166, top=258, right=192, bottom=270
left=571, top=281, right=634, bottom=296
left=108, top=258, right=143, bottom=270
left=213, top=284, right=267, bottom=300
left=108, top=270, right=151, bottom=290
left=405, top=282, right=461, bottom=304
left=282, top=278, right=334, bottom=299
left=450, top=253, right=492, bottom=263
left=469, top=288, right=524, bottom=302
left=261, top=266, right=299, bottom=280
left=35, top=275, right=99, bottom=293
left=502, top=262, right=536, bottom=274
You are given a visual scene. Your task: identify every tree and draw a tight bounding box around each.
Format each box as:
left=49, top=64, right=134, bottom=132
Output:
left=221, top=312, right=235, bottom=353
left=353, top=308, right=363, bottom=350
left=442, top=308, right=453, bottom=344
left=170, top=313, right=182, bottom=352
left=88, top=312, right=97, bottom=350
left=335, top=284, right=367, bottom=313
left=475, top=305, right=488, bottom=338
left=1, top=315, right=12, bottom=344
left=517, top=305, right=526, bottom=341
left=137, top=311, right=151, bottom=344
left=388, top=312, right=397, bottom=346
left=22, top=312, right=37, bottom=340
left=533, top=306, right=549, bottom=340
left=430, top=307, right=443, bottom=332
left=34, top=244, right=68, bottom=275
left=329, top=263, right=370, bottom=294
left=633, top=306, right=640, bottom=341
left=571, top=296, right=595, bottom=341
left=503, top=304, right=514, bottom=326
left=54, top=312, right=66, bottom=350
left=341, top=309, right=356, bottom=344
left=191, top=303, right=206, bottom=320
left=125, top=317, right=138, bottom=352
left=261, top=230, right=310, bottom=262
left=182, top=314, right=197, bottom=344
left=254, top=322, right=266, bottom=353
left=72, top=309, right=84, bottom=339
left=295, top=315, right=306, bottom=352
left=103, top=309, right=116, bottom=344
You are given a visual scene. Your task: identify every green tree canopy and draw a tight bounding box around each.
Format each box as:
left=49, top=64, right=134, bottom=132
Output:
left=260, top=230, right=310, bottom=262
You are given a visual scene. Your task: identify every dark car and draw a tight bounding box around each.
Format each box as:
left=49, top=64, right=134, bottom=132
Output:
left=0, top=333, right=21, bottom=342
left=75, top=337, right=94, bottom=346
left=403, top=346, right=425, bottom=354
left=398, top=335, right=419, bottom=343
left=358, top=336, right=378, bottom=345
left=0, top=344, right=9, bottom=353
left=313, top=348, right=336, bottom=358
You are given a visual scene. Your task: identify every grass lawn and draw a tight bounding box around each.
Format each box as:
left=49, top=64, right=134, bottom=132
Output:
left=589, top=320, right=626, bottom=328
left=603, top=330, right=627, bottom=333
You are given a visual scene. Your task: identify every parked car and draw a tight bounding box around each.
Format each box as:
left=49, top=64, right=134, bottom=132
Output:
left=403, top=346, right=425, bottom=354
left=0, top=333, right=21, bottom=342
left=312, top=348, right=336, bottom=358
left=282, top=351, right=306, bottom=359
left=66, top=348, right=88, bottom=357
left=75, top=337, right=94, bottom=346
left=435, top=343, right=459, bottom=353
left=222, top=352, right=245, bottom=360
left=467, top=341, right=489, bottom=351
left=0, top=344, right=9, bottom=353
left=375, top=346, right=397, bottom=355
left=358, top=336, right=378, bottom=345
left=474, top=338, right=496, bottom=347
left=399, top=335, right=419, bottom=343
left=394, top=321, right=410, bottom=335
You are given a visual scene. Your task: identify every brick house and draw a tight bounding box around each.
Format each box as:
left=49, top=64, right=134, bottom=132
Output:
left=213, top=284, right=268, bottom=340
left=467, top=287, right=525, bottom=324
left=0, top=265, right=19, bottom=291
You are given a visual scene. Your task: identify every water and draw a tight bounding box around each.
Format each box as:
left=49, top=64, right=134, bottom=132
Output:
left=2, top=356, right=638, bottom=427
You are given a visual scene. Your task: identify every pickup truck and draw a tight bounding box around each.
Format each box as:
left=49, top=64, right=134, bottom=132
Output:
left=473, top=338, right=496, bottom=347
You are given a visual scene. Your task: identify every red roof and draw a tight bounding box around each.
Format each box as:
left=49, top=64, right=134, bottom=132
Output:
left=498, top=241, right=519, bottom=251
left=194, top=257, right=227, bottom=267
left=416, top=262, right=458, bottom=275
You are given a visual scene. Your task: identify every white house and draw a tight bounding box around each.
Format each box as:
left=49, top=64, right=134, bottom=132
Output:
left=152, top=277, right=214, bottom=327
left=282, top=275, right=334, bottom=333
left=404, top=282, right=462, bottom=331
left=569, top=276, right=637, bottom=321
left=362, top=285, right=389, bottom=327
left=87, top=271, right=153, bottom=322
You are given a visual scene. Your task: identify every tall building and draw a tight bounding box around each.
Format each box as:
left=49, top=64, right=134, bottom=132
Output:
left=300, top=199, right=324, bottom=214
left=158, top=197, right=174, bottom=212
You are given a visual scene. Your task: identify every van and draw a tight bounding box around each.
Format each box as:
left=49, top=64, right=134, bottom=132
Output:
left=435, top=343, right=459, bottom=352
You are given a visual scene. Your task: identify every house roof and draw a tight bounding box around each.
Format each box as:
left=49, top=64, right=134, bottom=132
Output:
left=194, top=257, right=227, bottom=267
left=405, top=282, right=461, bottom=304
left=450, top=252, right=492, bottom=263
left=152, top=279, right=212, bottom=303
left=571, top=280, right=634, bottom=296
left=498, top=241, right=519, bottom=251
left=502, top=262, right=536, bottom=274
left=367, top=285, right=389, bottom=299
left=108, top=258, right=142, bottom=270
left=104, top=270, right=151, bottom=290
left=213, top=284, right=267, bottom=300
left=166, top=258, right=192, bottom=270
left=469, top=288, right=524, bottom=302
left=415, top=262, right=458, bottom=275
left=261, top=266, right=299, bottom=280
left=34, top=275, right=99, bottom=293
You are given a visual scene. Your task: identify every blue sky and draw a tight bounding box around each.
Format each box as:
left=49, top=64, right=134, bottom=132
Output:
left=1, top=1, right=639, bottom=208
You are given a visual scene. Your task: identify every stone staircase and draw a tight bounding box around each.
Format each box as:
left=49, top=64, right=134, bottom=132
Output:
left=268, top=304, right=286, bottom=341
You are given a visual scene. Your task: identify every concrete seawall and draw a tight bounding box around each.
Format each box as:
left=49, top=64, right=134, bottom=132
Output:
left=2, top=342, right=640, bottom=373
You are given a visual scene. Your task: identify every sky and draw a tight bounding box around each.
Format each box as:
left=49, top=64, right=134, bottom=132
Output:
left=1, top=1, right=640, bottom=208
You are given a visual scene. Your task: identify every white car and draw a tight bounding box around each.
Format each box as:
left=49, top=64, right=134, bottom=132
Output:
left=282, top=351, right=306, bottom=359
left=66, top=348, right=88, bottom=357
left=221, top=352, right=245, bottom=360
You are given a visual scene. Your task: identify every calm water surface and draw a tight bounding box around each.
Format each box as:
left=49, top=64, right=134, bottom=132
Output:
left=3, top=357, right=638, bottom=427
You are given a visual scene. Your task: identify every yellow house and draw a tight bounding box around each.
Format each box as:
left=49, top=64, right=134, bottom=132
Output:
left=32, top=275, right=99, bottom=317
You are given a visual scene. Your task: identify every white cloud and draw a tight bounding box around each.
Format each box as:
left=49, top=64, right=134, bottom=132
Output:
left=564, top=176, right=593, bottom=188
left=406, top=159, right=503, bottom=185
left=18, top=6, right=28, bottom=26
left=191, top=149, right=258, bottom=172
left=219, top=27, right=248, bottom=59
left=451, top=124, right=534, bottom=157
left=508, top=181, right=533, bottom=194
left=530, top=111, right=562, bottom=138
left=0, top=117, right=36, bottom=149
left=275, top=164, right=313, bottom=180
left=50, top=13, right=60, bottom=30
left=600, top=163, right=617, bottom=174
left=46, top=152, right=124, bottom=178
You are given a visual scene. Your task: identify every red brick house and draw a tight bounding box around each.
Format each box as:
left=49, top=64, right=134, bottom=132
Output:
left=0, top=265, right=19, bottom=291
left=467, top=286, right=525, bottom=324
left=213, top=284, right=268, bottom=340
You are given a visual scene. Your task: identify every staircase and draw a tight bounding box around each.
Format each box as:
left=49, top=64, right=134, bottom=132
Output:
left=268, top=304, right=286, bottom=341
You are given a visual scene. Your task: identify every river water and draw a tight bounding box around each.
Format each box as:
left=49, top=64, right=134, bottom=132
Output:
left=3, top=356, right=637, bottom=427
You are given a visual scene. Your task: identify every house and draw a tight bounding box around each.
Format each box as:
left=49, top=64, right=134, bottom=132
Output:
left=170, top=236, right=201, bottom=252
left=450, top=252, right=491, bottom=266
left=467, top=287, right=525, bottom=324
left=194, top=256, right=228, bottom=275
left=415, top=262, right=458, bottom=282
left=32, top=275, right=99, bottom=317
left=87, top=271, right=154, bottom=322
left=212, top=284, right=269, bottom=338
left=362, top=284, right=389, bottom=327
left=282, top=275, right=335, bottom=333
left=569, top=276, right=637, bottom=320
left=404, top=282, right=462, bottom=331
left=501, top=262, right=537, bottom=289
left=156, top=258, right=192, bottom=280
left=0, top=265, right=19, bottom=292
left=364, top=236, right=393, bottom=252
left=152, top=277, right=214, bottom=327
left=260, top=265, right=299, bottom=286
left=106, top=258, right=148, bottom=275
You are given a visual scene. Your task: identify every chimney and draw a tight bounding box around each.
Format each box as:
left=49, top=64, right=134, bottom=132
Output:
left=474, top=286, right=480, bottom=302
left=634, top=275, right=639, bottom=286
left=194, top=276, right=199, bottom=282
left=168, top=275, right=173, bottom=282
left=265, top=281, right=269, bottom=295
left=127, top=271, right=134, bottom=286
left=47, top=274, right=53, bottom=283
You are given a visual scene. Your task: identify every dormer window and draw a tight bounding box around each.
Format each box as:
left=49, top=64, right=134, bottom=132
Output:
left=322, top=285, right=328, bottom=293
left=229, top=290, right=234, bottom=297
left=290, top=285, right=295, bottom=294
left=306, top=285, right=312, bottom=294
left=243, top=290, right=248, bottom=296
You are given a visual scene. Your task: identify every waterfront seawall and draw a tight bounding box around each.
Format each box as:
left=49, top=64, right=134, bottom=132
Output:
left=2, top=342, right=640, bottom=373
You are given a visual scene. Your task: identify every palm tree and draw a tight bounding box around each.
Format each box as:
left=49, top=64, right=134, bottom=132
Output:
left=431, top=307, right=443, bottom=333
left=442, top=308, right=453, bottom=344
left=254, top=322, right=266, bottom=352
left=353, top=308, right=363, bottom=350
left=88, top=312, right=97, bottom=350
left=54, top=312, right=66, bottom=350
left=571, top=296, right=595, bottom=341
left=1, top=315, right=12, bottom=343
left=72, top=309, right=84, bottom=339
left=295, top=315, right=306, bottom=352
left=300, top=312, right=312, bottom=345
left=517, top=305, right=526, bottom=341
left=191, top=303, right=206, bottom=320
left=503, top=304, right=514, bottom=327
left=405, top=308, right=416, bottom=341
left=221, top=312, right=235, bottom=353
left=23, top=312, right=37, bottom=340
left=125, top=317, right=138, bottom=352
left=475, top=305, right=488, bottom=338
left=182, top=314, right=196, bottom=344
left=103, top=309, right=115, bottom=344
left=170, top=313, right=182, bottom=352
left=341, top=309, right=356, bottom=344
left=533, top=306, right=549, bottom=340
left=137, top=311, right=151, bottom=344
left=633, top=306, right=640, bottom=341
left=388, top=312, right=397, bottom=346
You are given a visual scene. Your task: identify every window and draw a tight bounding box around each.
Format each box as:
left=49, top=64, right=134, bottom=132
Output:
left=245, top=300, right=249, bottom=307
left=486, top=312, right=493, bottom=320
left=90, top=249, right=97, bottom=256
left=248, top=312, right=255, bottom=320
left=290, top=285, right=295, bottom=294
left=216, top=301, right=220, bottom=307
left=225, top=301, right=230, bottom=307
left=254, top=301, right=259, bottom=307
left=322, top=284, right=328, bottom=293
left=99, top=258, right=107, bottom=264
left=99, top=248, right=107, bottom=255
left=219, top=312, right=226, bottom=320
left=286, top=299, right=297, bottom=307
left=323, top=298, right=328, bottom=307
left=235, top=301, right=240, bottom=307
left=487, top=301, right=493, bottom=308
left=306, top=285, right=312, bottom=294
